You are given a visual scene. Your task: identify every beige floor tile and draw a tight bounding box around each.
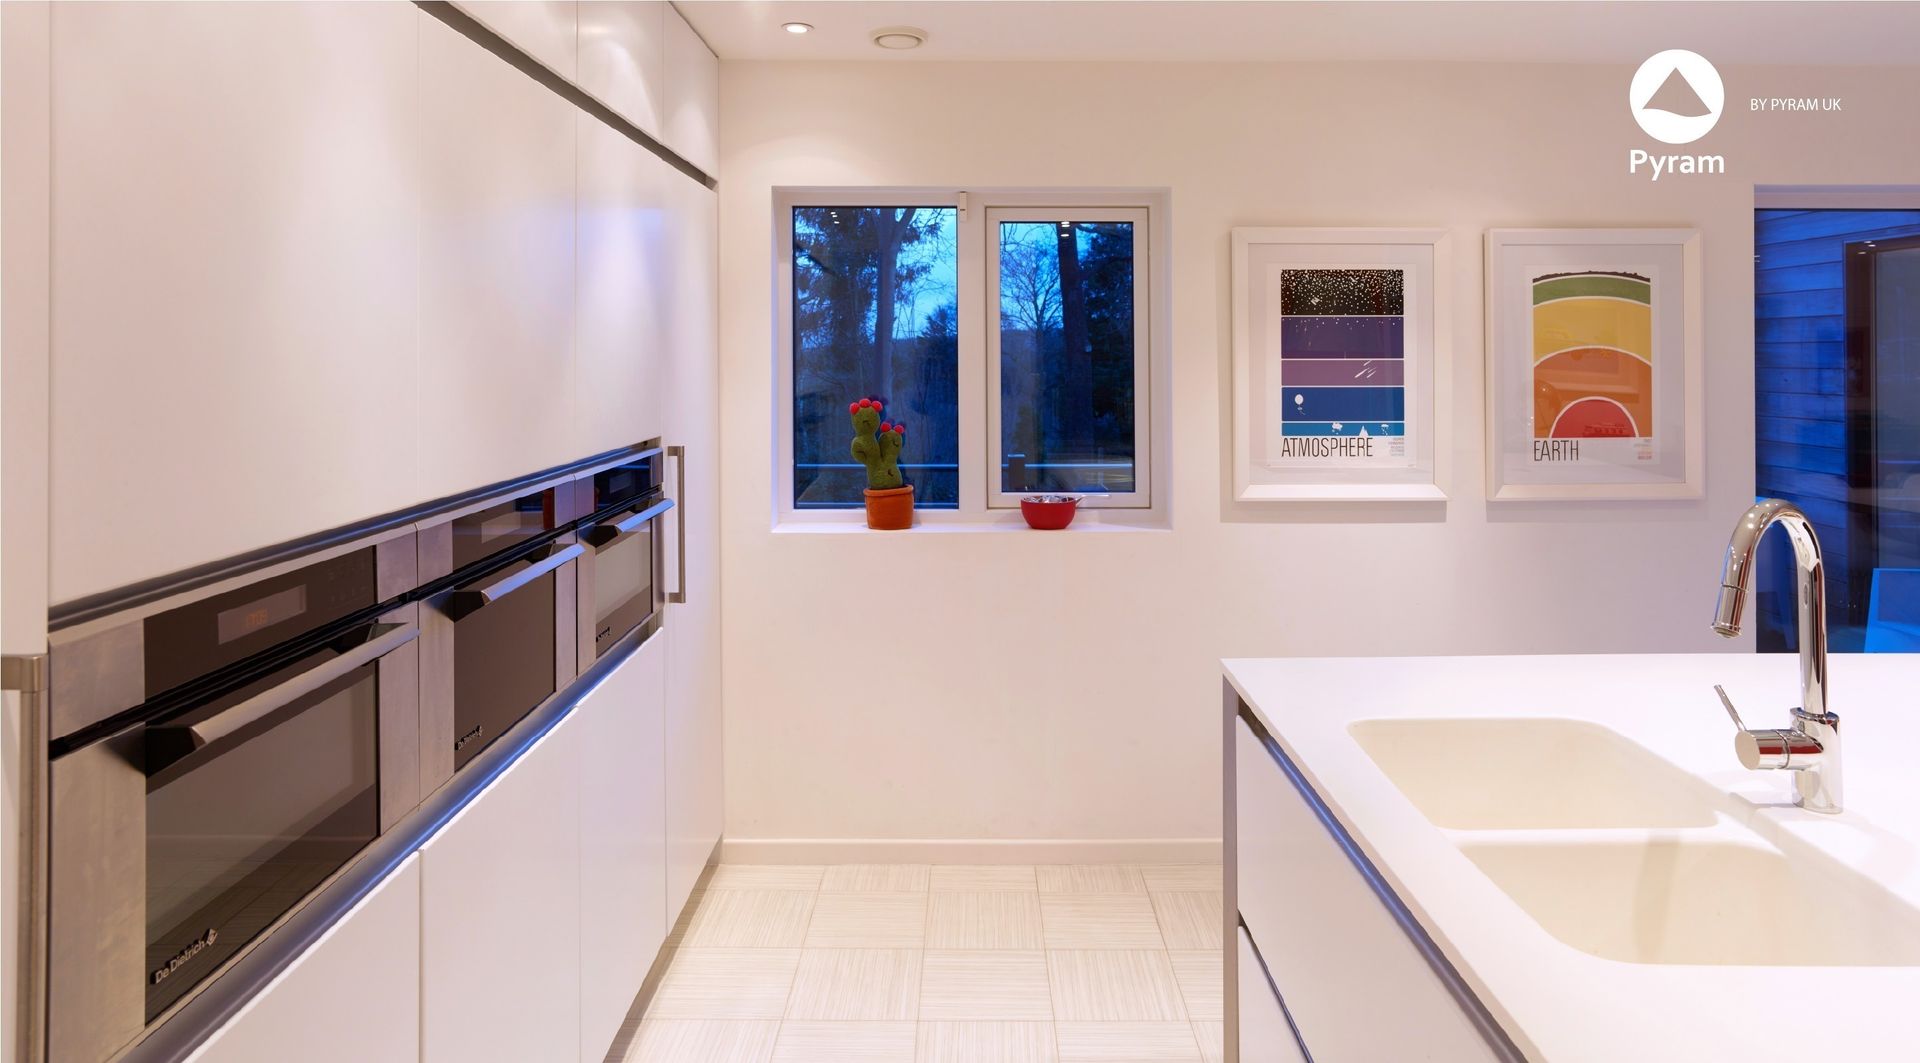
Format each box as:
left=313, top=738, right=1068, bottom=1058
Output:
left=710, top=864, right=828, bottom=891
left=927, top=890, right=1045, bottom=949
left=786, top=948, right=923, bottom=1021
left=1149, top=893, right=1223, bottom=950
left=823, top=864, right=933, bottom=891
left=1047, top=950, right=1188, bottom=1022
left=647, top=948, right=803, bottom=1020
left=930, top=865, right=1039, bottom=891
left=1056, top=1022, right=1203, bottom=1061
left=628, top=1019, right=781, bottom=1063
left=1168, top=952, right=1223, bottom=1021
left=916, top=1021, right=1058, bottom=1062
left=665, top=886, right=706, bottom=949
left=1192, top=1021, right=1224, bottom=1063
left=805, top=892, right=929, bottom=947
left=773, top=1021, right=918, bottom=1062
left=1036, top=865, right=1146, bottom=894
left=683, top=890, right=817, bottom=948
left=918, top=950, right=1053, bottom=1020
left=1041, top=894, right=1167, bottom=949
left=1139, top=865, right=1223, bottom=893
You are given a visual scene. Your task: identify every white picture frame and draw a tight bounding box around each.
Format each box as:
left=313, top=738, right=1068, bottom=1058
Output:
left=1484, top=228, right=1704, bottom=501
left=1231, top=227, right=1450, bottom=502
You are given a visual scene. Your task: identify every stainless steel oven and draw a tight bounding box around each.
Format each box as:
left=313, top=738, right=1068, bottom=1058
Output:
left=418, top=476, right=585, bottom=782
left=44, top=530, right=420, bottom=1063
left=571, top=444, right=672, bottom=670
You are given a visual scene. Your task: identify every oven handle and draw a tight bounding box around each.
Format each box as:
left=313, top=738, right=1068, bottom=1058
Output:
left=667, top=444, right=687, bottom=605
left=584, top=497, right=674, bottom=549
left=447, top=542, right=585, bottom=616
left=154, top=621, right=420, bottom=752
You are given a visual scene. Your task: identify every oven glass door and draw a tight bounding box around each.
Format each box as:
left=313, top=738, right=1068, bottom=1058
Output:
left=446, top=543, right=578, bottom=769
left=142, top=621, right=412, bottom=1021
left=589, top=514, right=657, bottom=657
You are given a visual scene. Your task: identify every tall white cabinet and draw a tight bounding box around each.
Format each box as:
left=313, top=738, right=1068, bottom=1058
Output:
left=46, top=1, right=423, bottom=603
left=664, top=173, right=724, bottom=921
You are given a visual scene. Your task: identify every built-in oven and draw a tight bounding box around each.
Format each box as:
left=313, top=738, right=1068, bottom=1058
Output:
left=418, top=476, right=586, bottom=780
left=44, top=530, right=420, bottom=1063
left=571, top=443, right=672, bottom=670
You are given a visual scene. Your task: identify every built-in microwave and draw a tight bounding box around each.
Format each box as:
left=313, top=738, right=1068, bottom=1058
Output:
left=572, top=444, right=672, bottom=669
left=44, top=530, right=420, bottom=1063
left=417, top=477, right=585, bottom=780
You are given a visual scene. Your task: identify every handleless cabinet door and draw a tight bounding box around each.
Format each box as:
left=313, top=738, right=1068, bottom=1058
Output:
left=48, top=1, right=420, bottom=603
left=576, top=114, right=670, bottom=455
left=452, top=0, right=578, bottom=81
left=185, top=855, right=423, bottom=1063
left=662, top=178, right=722, bottom=922
left=577, top=634, right=668, bottom=1062
left=577, top=1, right=667, bottom=137
left=418, top=13, right=577, bottom=499
left=659, top=7, right=718, bottom=176
left=421, top=713, right=583, bottom=1063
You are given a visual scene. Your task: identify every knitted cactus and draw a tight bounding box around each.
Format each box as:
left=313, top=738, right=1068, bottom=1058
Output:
left=849, top=397, right=906, bottom=490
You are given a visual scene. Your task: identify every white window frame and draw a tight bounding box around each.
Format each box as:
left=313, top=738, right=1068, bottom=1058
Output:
left=985, top=206, right=1151, bottom=509
left=774, top=186, right=1169, bottom=528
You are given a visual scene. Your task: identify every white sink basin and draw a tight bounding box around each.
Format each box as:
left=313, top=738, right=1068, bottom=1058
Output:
left=1349, top=717, right=1717, bottom=829
left=1461, top=836, right=1920, bottom=966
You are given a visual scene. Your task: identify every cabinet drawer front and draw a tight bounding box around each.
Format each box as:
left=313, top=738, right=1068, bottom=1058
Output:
left=1235, top=927, right=1308, bottom=1063
left=1233, top=715, right=1505, bottom=1062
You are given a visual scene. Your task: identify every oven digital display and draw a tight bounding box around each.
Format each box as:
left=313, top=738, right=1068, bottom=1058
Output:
left=215, top=586, right=308, bottom=645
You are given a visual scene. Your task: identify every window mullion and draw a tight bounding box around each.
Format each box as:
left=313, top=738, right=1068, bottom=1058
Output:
left=955, top=198, right=989, bottom=518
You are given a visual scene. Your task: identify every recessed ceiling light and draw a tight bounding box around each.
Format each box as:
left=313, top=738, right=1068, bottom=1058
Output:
left=782, top=21, right=812, bottom=34
left=871, top=26, right=926, bottom=50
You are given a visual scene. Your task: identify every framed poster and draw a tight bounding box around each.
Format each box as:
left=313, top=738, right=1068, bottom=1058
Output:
left=1231, top=228, right=1449, bottom=501
left=1485, top=228, right=1703, bottom=501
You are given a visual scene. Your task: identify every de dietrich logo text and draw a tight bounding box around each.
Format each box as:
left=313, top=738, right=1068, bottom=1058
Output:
left=1627, top=49, right=1726, bottom=181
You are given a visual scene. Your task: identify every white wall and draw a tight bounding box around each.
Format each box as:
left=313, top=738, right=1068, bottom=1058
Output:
left=716, top=59, right=1920, bottom=851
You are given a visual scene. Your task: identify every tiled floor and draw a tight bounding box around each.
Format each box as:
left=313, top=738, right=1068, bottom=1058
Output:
left=628, top=863, right=1225, bottom=1063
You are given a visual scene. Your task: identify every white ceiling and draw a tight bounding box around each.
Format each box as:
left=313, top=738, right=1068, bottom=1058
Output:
left=676, top=1, right=1920, bottom=66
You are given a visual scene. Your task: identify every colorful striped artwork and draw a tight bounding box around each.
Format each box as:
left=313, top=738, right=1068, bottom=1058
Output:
left=1531, top=271, right=1654, bottom=440
left=1278, top=269, right=1407, bottom=450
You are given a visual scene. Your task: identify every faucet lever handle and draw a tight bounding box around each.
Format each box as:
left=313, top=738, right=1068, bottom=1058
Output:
left=1715, top=684, right=1747, bottom=731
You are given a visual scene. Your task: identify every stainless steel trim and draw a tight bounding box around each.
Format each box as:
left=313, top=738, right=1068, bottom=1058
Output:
left=585, top=498, right=674, bottom=548
left=448, top=543, right=584, bottom=614
left=666, top=445, right=687, bottom=605
left=48, top=728, right=147, bottom=1063
left=7, top=655, right=50, bottom=1063
left=151, top=623, right=419, bottom=752
left=1237, top=920, right=1316, bottom=1063
left=1236, top=704, right=1527, bottom=1063
left=628, top=446, right=664, bottom=463
left=375, top=605, right=423, bottom=832
left=117, top=625, right=664, bottom=1063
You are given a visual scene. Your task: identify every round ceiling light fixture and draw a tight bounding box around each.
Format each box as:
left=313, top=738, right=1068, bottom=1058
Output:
left=781, top=21, right=812, bottom=34
left=870, top=26, right=927, bottom=50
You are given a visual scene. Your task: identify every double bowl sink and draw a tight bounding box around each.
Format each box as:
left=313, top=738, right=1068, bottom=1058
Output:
left=1349, top=717, right=1920, bottom=967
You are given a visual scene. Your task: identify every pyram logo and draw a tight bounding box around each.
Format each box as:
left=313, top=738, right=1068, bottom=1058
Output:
left=1630, top=49, right=1724, bottom=144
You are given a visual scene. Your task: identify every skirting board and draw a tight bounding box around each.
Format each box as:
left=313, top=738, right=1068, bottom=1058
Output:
left=719, top=837, right=1224, bottom=865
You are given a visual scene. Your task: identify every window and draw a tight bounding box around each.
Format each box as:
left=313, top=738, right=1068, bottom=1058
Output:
left=777, top=189, right=1163, bottom=523
left=1753, top=204, right=1920, bottom=651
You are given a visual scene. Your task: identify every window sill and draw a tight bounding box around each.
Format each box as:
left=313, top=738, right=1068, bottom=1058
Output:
left=772, top=515, right=1170, bottom=535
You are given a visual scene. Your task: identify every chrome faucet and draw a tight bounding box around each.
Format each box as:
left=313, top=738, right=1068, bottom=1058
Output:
left=1710, top=498, right=1841, bottom=813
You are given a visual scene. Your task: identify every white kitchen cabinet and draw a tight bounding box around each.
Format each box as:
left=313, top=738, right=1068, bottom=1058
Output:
left=453, top=0, right=578, bottom=81
left=662, top=177, right=723, bottom=921
left=185, top=855, right=422, bottom=1063
left=46, top=0, right=421, bottom=603
left=1235, top=928, right=1308, bottom=1063
left=418, top=13, right=578, bottom=499
left=421, top=713, right=583, bottom=1063
left=1233, top=716, right=1496, bottom=1062
left=660, top=6, right=719, bottom=176
left=577, top=1, right=667, bottom=138
left=575, top=114, right=670, bottom=456
left=577, top=633, right=668, bottom=1062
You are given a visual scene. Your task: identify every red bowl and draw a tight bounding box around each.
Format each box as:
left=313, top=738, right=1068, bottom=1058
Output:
left=1019, top=495, right=1081, bottom=530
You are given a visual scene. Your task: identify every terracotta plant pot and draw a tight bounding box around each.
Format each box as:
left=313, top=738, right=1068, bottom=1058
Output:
left=864, top=485, right=915, bottom=530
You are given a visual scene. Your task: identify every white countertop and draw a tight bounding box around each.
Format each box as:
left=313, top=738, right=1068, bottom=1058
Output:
left=1225, top=653, right=1920, bottom=1063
